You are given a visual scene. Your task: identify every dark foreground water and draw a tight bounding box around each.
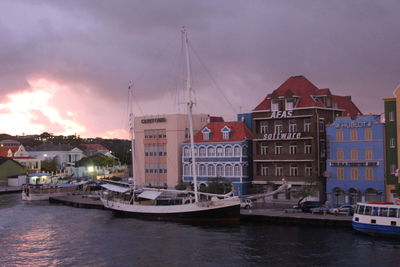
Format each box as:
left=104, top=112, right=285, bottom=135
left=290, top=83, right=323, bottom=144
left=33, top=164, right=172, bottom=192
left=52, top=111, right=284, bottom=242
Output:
left=1, top=194, right=400, bottom=267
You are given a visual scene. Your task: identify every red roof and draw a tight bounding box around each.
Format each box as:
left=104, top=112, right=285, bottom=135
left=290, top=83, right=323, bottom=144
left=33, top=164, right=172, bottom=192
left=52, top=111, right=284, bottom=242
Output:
left=253, top=76, right=361, bottom=117
left=0, top=146, right=18, bottom=158
left=188, top=121, right=253, bottom=143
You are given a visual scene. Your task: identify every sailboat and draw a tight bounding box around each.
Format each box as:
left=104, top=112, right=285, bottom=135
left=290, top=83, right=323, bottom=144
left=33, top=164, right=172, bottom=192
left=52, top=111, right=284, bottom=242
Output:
left=100, top=27, right=241, bottom=223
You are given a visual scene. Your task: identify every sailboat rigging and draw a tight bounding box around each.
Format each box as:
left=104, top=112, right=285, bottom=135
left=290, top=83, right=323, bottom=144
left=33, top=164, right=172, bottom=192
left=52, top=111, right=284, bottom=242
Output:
left=100, top=27, right=240, bottom=223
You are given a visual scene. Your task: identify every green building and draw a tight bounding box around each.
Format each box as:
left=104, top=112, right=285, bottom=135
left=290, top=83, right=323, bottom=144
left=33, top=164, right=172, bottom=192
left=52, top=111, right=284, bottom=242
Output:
left=384, top=93, right=399, bottom=201
left=0, top=157, right=25, bottom=186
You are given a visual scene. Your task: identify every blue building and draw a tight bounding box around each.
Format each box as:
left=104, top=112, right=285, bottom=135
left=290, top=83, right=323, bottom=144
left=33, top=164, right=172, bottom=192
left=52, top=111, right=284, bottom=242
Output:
left=181, top=121, right=253, bottom=196
left=326, top=115, right=385, bottom=205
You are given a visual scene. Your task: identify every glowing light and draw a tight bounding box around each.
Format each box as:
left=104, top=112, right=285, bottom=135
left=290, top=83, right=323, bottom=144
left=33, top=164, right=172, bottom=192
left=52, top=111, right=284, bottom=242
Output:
left=87, top=166, right=94, bottom=172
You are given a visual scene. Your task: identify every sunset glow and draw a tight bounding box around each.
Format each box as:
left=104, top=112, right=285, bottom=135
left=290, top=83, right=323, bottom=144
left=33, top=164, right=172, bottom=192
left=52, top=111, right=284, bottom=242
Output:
left=0, top=79, right=86, bottom=136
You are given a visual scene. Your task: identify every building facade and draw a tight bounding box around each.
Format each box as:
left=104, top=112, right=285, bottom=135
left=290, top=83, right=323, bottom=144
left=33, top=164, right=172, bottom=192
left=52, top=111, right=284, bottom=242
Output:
left=0, top=157, right=25, bottom=186
left=26, top=144, right=84, bottom=169
left=181, top=121, right=253, bottom=196
left=251, top=76, right=361, bottom=200
left=0, top=140, right=41, bottom=173
left=326, top=115, right=385, bottom=205
left=384, top=89, right=400, bottom=201
left=134, top=114, right=210, bottom=188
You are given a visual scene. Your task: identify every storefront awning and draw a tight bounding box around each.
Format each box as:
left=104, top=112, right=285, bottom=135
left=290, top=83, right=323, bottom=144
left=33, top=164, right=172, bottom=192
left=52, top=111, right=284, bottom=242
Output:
left=101, top=183, right=130, bottom=193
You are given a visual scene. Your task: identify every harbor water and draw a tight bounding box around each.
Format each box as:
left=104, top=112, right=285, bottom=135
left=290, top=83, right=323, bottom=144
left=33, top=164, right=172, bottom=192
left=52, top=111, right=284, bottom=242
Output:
left=1, top=193, right=400, bottom=266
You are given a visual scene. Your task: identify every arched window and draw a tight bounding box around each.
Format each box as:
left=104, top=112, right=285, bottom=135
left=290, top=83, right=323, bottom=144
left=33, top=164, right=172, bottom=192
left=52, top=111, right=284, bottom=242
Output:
left=216, top=146, right=224, bottom=157
left=234, top=145, right=241, bottom=157
left=216, top=165, right=224, bottom=177
left=242, top=145, right=248, bottom=156
left=225, top=165, right=233, bottom=177
left=183, top=147, right=190, bottom=157
left=208, top=165, right=216, bottom=177
left=242, top=164, right=248, bottom=176
left=225, top=146, right=233, bottom=157
left=183, top=164, right=190, bottom=176
left=199, top=146, right=206, bottom=157
left=348, top=188, right=361, bottom=204
left=234, top=164, right=240, bottom=176
left=199, top=164, right=206, bottom=176
left=208, top=146, right=216, bottom=157
left=332, top=187, right=345, bottom=205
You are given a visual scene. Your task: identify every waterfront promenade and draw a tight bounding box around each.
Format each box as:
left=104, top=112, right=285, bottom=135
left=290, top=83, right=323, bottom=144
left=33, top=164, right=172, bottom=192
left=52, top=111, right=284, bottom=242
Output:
left=0, top=186, right=21, bottom=194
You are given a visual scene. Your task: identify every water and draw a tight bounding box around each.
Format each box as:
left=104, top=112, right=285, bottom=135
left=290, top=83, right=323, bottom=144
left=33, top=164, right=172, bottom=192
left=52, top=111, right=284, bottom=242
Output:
left=1, top=194, right=400, bottom=267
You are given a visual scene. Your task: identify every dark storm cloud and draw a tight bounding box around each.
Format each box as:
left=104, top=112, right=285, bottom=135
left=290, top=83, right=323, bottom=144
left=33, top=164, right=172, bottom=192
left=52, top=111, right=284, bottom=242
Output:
left=1, top=0, right=400, bottom=118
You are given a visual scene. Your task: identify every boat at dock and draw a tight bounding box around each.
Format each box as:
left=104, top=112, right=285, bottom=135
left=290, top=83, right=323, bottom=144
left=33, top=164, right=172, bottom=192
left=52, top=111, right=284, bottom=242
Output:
left=22, top=182, right=87, bottom=201
left=100, top=27, right=240, bottom=223
left=352, top=202, right=400, bottom=236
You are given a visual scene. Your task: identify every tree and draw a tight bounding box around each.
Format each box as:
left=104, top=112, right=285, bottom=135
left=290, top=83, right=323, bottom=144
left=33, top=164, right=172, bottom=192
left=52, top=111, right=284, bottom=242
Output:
left=293, top=175, right=318, bottom=205
left=76, top=154, right=116, bottom=167
left=200, top=177, right=232, bottom=194
left=41, top=158, right=58, bottom=173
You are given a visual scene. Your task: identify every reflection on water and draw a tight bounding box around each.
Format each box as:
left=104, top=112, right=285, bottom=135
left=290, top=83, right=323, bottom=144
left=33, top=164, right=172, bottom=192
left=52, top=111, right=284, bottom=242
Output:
left=1, top=194, right=400, bottom=267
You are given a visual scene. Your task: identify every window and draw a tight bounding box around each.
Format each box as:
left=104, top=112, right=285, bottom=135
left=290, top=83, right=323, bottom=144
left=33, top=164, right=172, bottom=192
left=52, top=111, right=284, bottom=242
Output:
left=199, top=147, right=206, bottom=157
left=216, top=146, right=223, bottom=157
left=337, top=167, right=344, bottom=180
left=225, top=146, right=233, bottom=157
left=242, top=165, right=248, bottom=176
left=216, top=165, right=224, bottom=176
left=350, top=129, right=358, bottom=141
left=242, top=146, right=248, bottom=156
left=222, top=131, right=230, bottom=140
left=271, top=99, right=279, bottom=111
left=208, top=147, right=216, bottom=157
left=391, top=164, right=396, bottom=175
left=319, top=119, right=325, bottom=132
left=365, top=148, right=373, bottom=160
left=351, top=168, right=359, bottom=180
left=275, top=165, right=283, bottom=176
left=305, top=142, right=312, bottom=154
left=336, top=130, right=344, bottom=141
left=234, top=165, right=240, bottom=176
left=364, top=128, right=372, bottom=141
left=208, top=165, right=215, bottom=176
left=351, top=149, right=358, bottom=160
left=289, top=119, right=297, bottom=133
left=390, top=138, right=396, bottom=148
left=305, top=164, right=312, bottom=177
left=285, top=98, right=294, bottom=110
left=225, top=165, right=233, bottom=177
left=304, top=118, right=311, bottom=132
left=289, top=142, right=297, bottom=155
left=275, top=143, right=282, bottom=155
left=261, top=165, right=269, bottom=176
left=274, top=120, right=283, bottom=133
left=184, top=164, right=190, bottom=176
left=202, top=127, right=210, bottom=141
left=260, top=142, right=268, bottom=155
left=290, top=164, right=298, bottom=176
left=389, top=111, right=395, bottom=122
left=337, top=149, right=344, bottom=160
left=365, top=168, right=373, bottom=180
left=199, top=165, right=206, bottom=176
left=260, top=121, right=268, bottom=134
left=234, top=146, right=241, bottom=156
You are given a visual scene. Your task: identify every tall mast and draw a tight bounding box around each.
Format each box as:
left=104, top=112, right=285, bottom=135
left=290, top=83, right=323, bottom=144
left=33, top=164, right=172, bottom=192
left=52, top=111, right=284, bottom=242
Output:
left=182, top=27, right=199, bottom=203
left=128, top=81, right=136, bottom=190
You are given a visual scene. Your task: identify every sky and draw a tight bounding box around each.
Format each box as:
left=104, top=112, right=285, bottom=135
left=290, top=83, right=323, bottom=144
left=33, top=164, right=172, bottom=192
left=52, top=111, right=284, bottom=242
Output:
left=0, top=0, right=399, bottom=139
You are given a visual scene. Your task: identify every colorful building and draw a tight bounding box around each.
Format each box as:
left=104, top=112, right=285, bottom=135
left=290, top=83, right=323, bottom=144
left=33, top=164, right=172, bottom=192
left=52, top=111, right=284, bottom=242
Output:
left=134, top=114, right=210, bottom=188
left=384, top=88, right=400, bottom=201
left=326, top=115, right=385, bottom=205
left=251, top=75, right=361, bottom=200
left=0, top=140, right=41, bottom=173
left=0, top=157, right=25, bottom=186
left=181, top=121, right=253, bottom=195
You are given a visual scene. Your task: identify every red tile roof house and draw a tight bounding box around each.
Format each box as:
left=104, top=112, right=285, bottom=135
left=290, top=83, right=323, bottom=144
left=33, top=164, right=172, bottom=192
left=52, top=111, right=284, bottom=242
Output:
left=0, top=141, right=41, bottom=173
left=251, top=75, right=361, bottom=202
left=181, top=121, right=253, bottom=196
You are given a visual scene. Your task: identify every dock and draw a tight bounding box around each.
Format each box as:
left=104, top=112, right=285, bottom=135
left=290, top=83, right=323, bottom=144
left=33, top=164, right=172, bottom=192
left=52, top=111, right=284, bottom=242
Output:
left=0, top=186, right=22, bottom=195
left=49, top=194, right=105, bottom=209
left=240, top=208, right=352, bottom=227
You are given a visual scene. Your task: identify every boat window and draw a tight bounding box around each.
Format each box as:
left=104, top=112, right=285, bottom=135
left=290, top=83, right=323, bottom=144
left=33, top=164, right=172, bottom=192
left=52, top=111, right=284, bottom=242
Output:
left=379, top=208, right=388, bottom=217
left=364, top=206, right=372, bottom=216
left=358, top=205, right=365, bottom=215
left=372, top=207, right=379, bottom=216
left=389, top=208, right=397, bottom=218
left=391, top=221, right=397, bottom=226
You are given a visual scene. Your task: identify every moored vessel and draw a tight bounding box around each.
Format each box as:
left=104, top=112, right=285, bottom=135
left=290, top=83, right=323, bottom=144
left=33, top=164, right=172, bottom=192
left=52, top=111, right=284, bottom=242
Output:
left=352, top=202, right=400, bottom=236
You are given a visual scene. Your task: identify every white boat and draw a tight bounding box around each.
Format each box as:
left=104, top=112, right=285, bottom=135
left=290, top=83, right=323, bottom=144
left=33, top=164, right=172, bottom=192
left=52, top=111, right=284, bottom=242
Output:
left=100, top=27, right=240, bottom=223
left=352, top=202, right=400, bottom=236
left=22, top=182, right=86, bottom=201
